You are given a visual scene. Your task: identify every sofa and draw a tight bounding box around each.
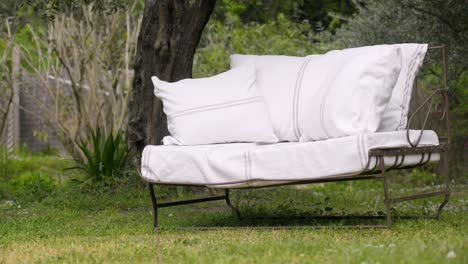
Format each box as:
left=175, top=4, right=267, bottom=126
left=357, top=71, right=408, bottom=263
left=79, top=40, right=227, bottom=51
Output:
left=136, top=44, right=451, bottom=230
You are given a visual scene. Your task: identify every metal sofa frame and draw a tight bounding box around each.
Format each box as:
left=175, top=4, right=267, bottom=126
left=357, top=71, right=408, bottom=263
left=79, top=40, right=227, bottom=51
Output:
left=135, top=45, right=451, bottom=230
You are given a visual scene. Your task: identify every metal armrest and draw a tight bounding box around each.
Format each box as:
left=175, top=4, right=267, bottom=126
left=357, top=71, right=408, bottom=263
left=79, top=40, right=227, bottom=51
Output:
left=405, top=45, right=450, bottom=148
left=369, top=144, right=447, bottom=157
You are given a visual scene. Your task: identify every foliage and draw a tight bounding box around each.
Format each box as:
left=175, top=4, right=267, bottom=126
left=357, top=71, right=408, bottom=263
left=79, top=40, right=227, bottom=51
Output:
left=7, top=0, right=137, bottom=20
left=295, top=0, right=358, bottom=33
left=7, top=171, right=55, bottom=199
left=194, top=14, right=328, bottom=78
left=214, top=0, right=357, bottom=33
left=452, top=71, right=468, bottom=152
left=17, top=5, right=140, bottom=159
left=335, top=0, right=468, bottom=179
left=69, top=128, right=129, bottom=186
left=194, top=1, right=354, bottom=78
left=0, top=20, right=17, bottom=140
left=336, top=0, right=467, bottom=71
left=0, top=147, right=73, bottom=201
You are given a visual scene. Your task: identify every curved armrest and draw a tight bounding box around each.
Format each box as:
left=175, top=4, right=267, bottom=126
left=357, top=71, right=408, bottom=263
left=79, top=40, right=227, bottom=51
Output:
left=405, top=45, right=450, bottom=148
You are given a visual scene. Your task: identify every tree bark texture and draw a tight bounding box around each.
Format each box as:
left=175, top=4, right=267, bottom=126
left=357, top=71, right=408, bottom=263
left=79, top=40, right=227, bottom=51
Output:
left=127, top=0, right=216, bottom=155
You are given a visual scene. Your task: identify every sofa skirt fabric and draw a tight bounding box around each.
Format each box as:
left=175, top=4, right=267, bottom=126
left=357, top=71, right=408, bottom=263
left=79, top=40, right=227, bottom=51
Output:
left=141, top=130, right=439, bottom=188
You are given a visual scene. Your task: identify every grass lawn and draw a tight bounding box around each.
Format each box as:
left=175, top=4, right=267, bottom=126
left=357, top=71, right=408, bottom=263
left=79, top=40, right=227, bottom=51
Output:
left=1, top=173, right=467, bottom=263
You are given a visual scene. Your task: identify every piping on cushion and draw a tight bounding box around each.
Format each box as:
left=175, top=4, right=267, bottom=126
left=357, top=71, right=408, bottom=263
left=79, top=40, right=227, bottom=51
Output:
left=169, top=96, right=264, bottom=120
left=292, top=56, right=313, bottom=140
left=397, top=44, right=427, bottom=130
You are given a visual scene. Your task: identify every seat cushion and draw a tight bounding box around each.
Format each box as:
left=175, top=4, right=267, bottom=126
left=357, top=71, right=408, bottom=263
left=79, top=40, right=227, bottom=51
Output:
left=141, top=130, right=440, bottom=188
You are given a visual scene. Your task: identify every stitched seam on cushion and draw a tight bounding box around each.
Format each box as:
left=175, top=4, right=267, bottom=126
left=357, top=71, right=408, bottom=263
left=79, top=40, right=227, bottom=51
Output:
left=356, top=135, right=362, bottom=168
left=361, top=133, right=367, bottom=168
left=248, top=151, right=252, bottom=185
left=141, top=146, right=148, bottom=178
left=143, top=146, right=152, bottom=180
left=146, top=147, right=152, bottom=170
left=397, top=45, right=423, bottom=130
left=358, top=134, right=367, bottom=168
left=169, top=97, right=263, bottom=120
left=293, top=56, right=314, bottom=140
left=319, top=58, right=352, bottom=138
left=246, top=151, right=249, bottom=181
left=399, top=46, right=419, bottom=127
left=148, top=147, right=158, bottom=181
left=244, top=150, right=252, bottom=187
left=244, top=151, right=248, bottom=184
left=144, top=146, right=151, bottom=174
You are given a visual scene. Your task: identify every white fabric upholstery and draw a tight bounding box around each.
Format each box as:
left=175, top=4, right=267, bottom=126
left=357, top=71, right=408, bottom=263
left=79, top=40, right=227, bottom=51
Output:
left=141, top=130, right=440, bottom=188
left=232, top=44, right=428, bottom=141
left=152, top=65, right=278, bottom=145
left=378, top=44, right=428, bottom=131
left=297, top=45, right=402, bottom=141
left=230, top=55, right=309, bottom=141
left=232, top=45, right=402, bottom=141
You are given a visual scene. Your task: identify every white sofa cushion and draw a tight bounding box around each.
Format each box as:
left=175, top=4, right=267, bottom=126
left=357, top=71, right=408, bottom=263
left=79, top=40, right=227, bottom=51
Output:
left=230, top=55, right=310, bottom=141
left=141, top=130, right=440, bottom=188
left=378, top=44, right=428, bottom=131
left=231, top=45, right=402, bottom=141
left=152, top=65, right=278, bottom=145
left=298, top=45, right=402, bottom=141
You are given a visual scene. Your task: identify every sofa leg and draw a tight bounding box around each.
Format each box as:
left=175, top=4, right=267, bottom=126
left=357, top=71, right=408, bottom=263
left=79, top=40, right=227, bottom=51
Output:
left=437, top=194, right=450, bottom=220
left=148, top=183, right=159, bottom=231
left=437, top=150, right=451, bottom=220
left=380, top=157, right=392, bottom=228
left=224, top=189, right=242, bottom=220
left=225, top=189, right=241, bottom=219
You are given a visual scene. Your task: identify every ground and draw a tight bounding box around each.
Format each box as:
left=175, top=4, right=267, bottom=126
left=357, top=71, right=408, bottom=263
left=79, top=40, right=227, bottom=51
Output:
left=1, top=169, right=467, bottom=263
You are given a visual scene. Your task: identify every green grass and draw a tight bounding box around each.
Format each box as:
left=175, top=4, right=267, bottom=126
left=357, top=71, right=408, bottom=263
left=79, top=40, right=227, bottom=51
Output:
left=0, top=150, right=75, bottom=182
left=0, top=179, right=467, bottom=263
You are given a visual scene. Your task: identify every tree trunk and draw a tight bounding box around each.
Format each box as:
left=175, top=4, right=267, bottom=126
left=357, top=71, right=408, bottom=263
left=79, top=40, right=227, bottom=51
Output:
left=127, top=0, right=216, bottom=155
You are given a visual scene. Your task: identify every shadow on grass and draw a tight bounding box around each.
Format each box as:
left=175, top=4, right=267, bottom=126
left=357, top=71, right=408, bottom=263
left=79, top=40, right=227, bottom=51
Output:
left=154, top=185, right=458, bottom=230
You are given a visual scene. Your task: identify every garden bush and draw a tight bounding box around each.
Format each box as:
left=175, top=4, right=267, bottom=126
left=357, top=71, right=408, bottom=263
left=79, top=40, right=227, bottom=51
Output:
left=6, top=171, right=55, bottom=201
left=335, top=0, right=467, bottom=180
left=69, top=128, right=129, bottom=187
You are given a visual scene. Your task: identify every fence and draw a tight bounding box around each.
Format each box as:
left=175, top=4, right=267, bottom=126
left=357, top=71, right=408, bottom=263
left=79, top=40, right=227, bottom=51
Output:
left=0, top=47, right=64, bottom=153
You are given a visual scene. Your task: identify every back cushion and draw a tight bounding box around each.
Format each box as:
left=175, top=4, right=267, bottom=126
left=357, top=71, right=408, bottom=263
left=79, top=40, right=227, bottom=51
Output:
left=297, top=45, right=402, bottom=141
left=377, top=44, right=428, bottom=131
left=152, top=65, right=278, bottom=145
left=231, top=45, right=402, bottom=142
left=230, top=55, right=308, bottom=141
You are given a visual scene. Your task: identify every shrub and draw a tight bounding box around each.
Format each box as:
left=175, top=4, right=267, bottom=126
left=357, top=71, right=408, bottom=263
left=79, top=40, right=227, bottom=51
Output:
left=69, top=128, right=129, bottom=186
left=7, top=171, right=55, bottom=200
left=19, top=6, right=140, bottom=160
left=335, top=0, right=467, bottom=181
